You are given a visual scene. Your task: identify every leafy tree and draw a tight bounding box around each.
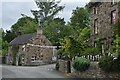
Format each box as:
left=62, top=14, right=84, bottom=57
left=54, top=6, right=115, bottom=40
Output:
left=3, top=30, right=16, bottom=43
left=70, top=7, right=89, bottom=30
left=31, top=0, right=64, bottom=26
left=44, top=18, right=72, bottom=46
left=77, top=27, right=90, bottom=42
left=0, top=28, right=9, bottom=56
left=2, top=41, right=8, bottom=56
left=11, top=16, right=39, bottom=35
left=111, top=35, right=120, bottom=60
left=110, top=21, right=120, bottom=60
left=0, top=28, right=3, bottom=56
left=60, top=27, right=91, bottom=58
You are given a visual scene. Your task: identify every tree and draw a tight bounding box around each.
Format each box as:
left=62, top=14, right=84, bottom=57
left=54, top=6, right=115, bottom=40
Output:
left=0, top=28, right=3, bottom=56
left=31, top=0, right=64, bottom=26
left=43, top=18, right=72, bottom=46
left=60, top=27, right=91, bottom=58
left=3, top=30, right=16, bottom=43
left=70, top=7, right=90, bottom=29
left=111, top=35, right=120, bottom=60
left=11, top=16, right=39, bottom=35
left=0, top=28, right=9, bottom=56
left=70, top=7, right=90, bottom=39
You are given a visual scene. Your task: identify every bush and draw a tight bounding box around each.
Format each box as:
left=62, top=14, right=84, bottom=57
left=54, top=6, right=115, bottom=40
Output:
left=99, top=56, right=120, bottom=72
left=73, top=57, right=90, bottom=72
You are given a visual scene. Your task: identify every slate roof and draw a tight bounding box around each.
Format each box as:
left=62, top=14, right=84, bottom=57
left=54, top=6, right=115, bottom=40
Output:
left=9, top=33, right=36, bottom=46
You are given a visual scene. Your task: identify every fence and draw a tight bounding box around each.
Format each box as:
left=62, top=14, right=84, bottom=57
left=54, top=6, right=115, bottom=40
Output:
left=81, top=55, right=102, bottom=61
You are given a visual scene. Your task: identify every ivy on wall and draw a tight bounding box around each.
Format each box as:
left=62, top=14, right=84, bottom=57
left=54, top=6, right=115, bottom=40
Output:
left=12, top=45, right=19, bottom=65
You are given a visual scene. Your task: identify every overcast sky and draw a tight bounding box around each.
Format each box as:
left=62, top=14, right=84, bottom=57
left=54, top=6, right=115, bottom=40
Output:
left=1, top=0, right=90, bottom=31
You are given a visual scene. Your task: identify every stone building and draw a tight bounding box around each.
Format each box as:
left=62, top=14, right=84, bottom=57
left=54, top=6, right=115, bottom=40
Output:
left=7, top=29, right=56, bottom=66
left=89, top=2, right=120, bottom=55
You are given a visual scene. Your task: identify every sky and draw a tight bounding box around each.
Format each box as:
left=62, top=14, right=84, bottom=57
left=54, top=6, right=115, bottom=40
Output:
left=1, top=0, right=90, bottom=31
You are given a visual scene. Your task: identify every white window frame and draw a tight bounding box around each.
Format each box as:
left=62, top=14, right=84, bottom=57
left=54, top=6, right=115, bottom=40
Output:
left=102, top=44, right=104, bottom=54
left=94, top=19, right=98, bottom=34
left=111, top=0, right=115, bottom=5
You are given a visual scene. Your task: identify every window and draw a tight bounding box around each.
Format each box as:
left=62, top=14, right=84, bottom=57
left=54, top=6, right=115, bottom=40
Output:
left=31, top=55, right=37, bottom=62
left=111, top=10, right=117, bottom=24
left=111, top=0, right=115, bottom=5
left=94, top=19, right=98, bottom=34
left=94, top=42, right=97, bottom=47
left=93, top=7, right=97, bottom=14
left=101, top=44, right=104, bottom=54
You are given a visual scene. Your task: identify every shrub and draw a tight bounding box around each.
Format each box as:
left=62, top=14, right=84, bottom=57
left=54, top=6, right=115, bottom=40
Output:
left=99, top=56, right=120, bottom=72
left=73, top=57, right=90, bottom=72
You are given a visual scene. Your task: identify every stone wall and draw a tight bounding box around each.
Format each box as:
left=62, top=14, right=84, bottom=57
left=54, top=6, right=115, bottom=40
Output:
left=89, top=2, right=119, bottom=55
left=72, top=62, right=120, bottom=78
left=24, top=31, right=53, bottom=66
left=57, top=59, right=68, bottom=73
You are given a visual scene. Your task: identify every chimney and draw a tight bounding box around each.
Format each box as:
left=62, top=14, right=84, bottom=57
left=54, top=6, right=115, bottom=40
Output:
left=37, top=29, right=43, bottom=35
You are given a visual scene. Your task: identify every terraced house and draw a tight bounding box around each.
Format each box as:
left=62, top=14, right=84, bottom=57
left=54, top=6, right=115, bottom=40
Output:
left=89, top=2, right=120, bottom=55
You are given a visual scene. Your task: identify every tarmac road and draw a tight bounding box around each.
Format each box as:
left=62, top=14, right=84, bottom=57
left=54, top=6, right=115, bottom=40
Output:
left=1, top=64, right=67, bottom=78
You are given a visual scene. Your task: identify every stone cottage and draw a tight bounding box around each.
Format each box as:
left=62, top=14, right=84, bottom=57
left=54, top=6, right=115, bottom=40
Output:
left=89, top=1, right=120, bottom=55
left=7, top=29, right=56, bottom=66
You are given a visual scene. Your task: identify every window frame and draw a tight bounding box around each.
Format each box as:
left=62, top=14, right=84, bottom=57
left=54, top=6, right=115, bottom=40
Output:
left=94, top=19, right=98, bottom=34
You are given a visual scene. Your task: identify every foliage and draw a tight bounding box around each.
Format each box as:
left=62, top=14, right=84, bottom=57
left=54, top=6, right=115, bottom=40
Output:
left=12, top=46, right=19, bottom=65
left=0, top=28, right=9, bottom=56
left=11, top=16, right=39, bottom=35
left=0, top=28, right=3, bottom=56
left=31, top=0, right=64, bottom=25
left=70, top=7, right=89, bottom=37
left=73, top=57, right=90, bottom=72
left=99, top=56, right=120, bottom=72
left=60, top=26, right=91, bottom=59
left=44, top=18, right=72, bottom=46
left=3, top=30, right=16, bottom=43
left=2, top=41, right=8, bottom=56
left=77, top=27, right=90, bottom=42
left=18, top=55, right=22, bottom=66
left=110, top=35, right=120, bottom=59
left=82, top=47, right=100, bottom=56
left=60, top=36, right=83, bottom=59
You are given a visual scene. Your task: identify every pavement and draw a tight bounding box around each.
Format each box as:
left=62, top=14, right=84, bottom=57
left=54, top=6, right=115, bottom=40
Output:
left=1, top=64, right=69, bottom=78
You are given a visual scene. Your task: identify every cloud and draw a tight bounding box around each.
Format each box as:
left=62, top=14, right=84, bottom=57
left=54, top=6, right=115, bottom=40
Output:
left=57, top=1, right=88, bottom=22
left=2, top=0, right=89, bottom=31
left=2, top=2, right=37, bottom=30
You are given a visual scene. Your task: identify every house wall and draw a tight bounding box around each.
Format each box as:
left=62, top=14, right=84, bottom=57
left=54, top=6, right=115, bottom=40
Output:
left=7, top=46, right=13, bottom=64
left=23, top=32, right=53, bottom=66
left=7, top=45, right=23, bottom=65
left=90, top=2, right=119, bottom=54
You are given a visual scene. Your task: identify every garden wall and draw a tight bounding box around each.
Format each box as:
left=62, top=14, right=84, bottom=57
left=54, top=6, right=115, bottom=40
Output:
left=57, top=59, right=68, bottom=73
left=57, top=60, right=120, bottom=78
left=72, top=62, right=120, bottom=78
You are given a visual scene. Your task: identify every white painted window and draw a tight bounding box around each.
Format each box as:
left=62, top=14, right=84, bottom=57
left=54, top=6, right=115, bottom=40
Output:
left=111, top=0, right=115, bottom=5
left=102, top=44, right=104, bottom=54
left=94, top=42, right=97, bottom=47
left=94, top=19, right=98, bottom=34
left=31, top=55, right=37, bottom=62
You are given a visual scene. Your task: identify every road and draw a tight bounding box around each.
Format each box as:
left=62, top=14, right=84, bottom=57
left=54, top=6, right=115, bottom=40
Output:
left=1, top=64, right=68, bottom=78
